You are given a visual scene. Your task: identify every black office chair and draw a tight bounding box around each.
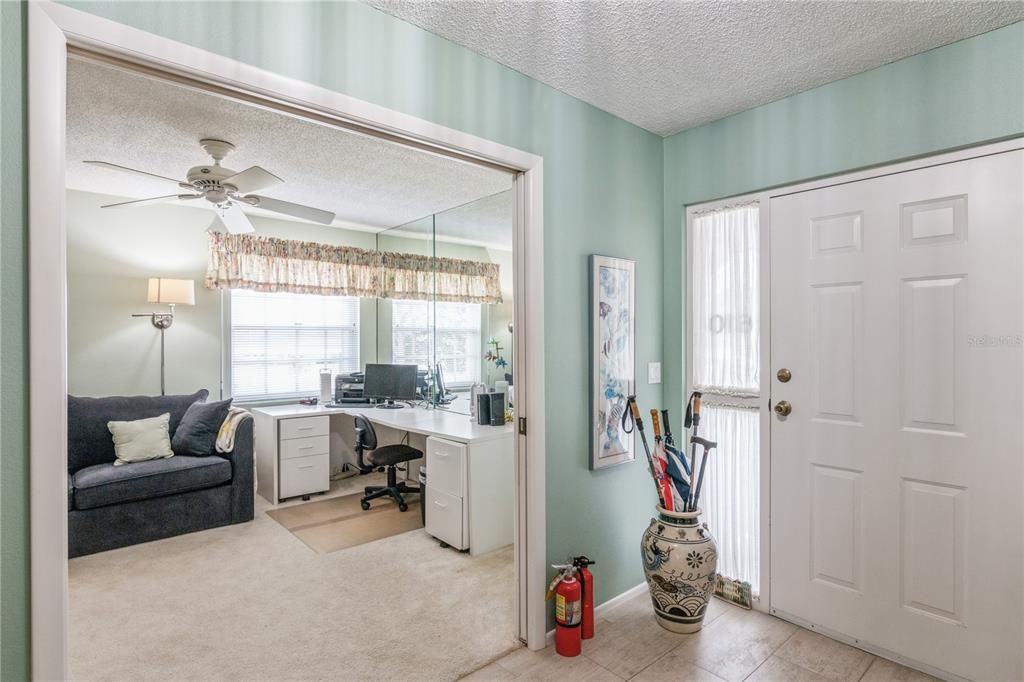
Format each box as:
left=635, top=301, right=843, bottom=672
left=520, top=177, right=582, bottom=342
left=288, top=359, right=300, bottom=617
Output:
left=354, top=415, right=421, bottom=512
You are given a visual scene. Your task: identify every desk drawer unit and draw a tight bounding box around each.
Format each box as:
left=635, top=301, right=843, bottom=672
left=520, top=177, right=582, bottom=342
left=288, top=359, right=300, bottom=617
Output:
left=426, top=436, right=466, bottom=498
left=277, top=415, right=330, bottom=500
left=279, top=453, right=330, bottom=499
left=279, top=415, right=329, bottom=441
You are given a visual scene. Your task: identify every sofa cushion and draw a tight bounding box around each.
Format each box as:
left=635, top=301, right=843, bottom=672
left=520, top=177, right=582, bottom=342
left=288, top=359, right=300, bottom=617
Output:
left=109, top=413, right=174, bottom=466
left=172, top=398, right=232, bottom=457
left=68, top=390, right=209, bottom=473
left=72, top=455, right=231, bottom=510
left=68, top=473, right=74, bottom=511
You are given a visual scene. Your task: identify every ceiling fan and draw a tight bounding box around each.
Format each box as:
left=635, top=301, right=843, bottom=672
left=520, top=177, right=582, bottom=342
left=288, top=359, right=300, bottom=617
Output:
left=85, top=138, right=336, bottom=233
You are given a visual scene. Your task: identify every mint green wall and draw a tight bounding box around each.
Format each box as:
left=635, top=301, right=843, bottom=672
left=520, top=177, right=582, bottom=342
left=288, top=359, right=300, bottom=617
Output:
left=0, top=1, right=30, bottom=680
left=0, top=2, right=664, bottom=670
left=662, top=22, right=1024, bottom=415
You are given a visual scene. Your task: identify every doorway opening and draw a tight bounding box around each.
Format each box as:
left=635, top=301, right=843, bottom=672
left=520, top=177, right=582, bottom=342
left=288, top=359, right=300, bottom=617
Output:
left=28, top=4, right=546, bottom=677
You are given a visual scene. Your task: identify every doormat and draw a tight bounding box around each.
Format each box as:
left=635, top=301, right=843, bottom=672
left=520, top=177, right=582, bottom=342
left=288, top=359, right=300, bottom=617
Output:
left=267, top=492, right=422, bottom=554
left=714, top=574, right=753, bottom=609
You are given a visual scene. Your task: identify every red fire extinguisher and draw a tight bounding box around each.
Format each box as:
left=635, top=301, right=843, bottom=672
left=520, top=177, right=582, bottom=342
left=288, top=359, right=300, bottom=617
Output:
left=549, top=565, right=582, bottom=657
left=573, top=556, right=596, bottom=640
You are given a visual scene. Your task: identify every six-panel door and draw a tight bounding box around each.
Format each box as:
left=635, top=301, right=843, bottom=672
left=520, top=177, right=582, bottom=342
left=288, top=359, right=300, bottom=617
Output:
left=770, top=150, right=1023, bottom=680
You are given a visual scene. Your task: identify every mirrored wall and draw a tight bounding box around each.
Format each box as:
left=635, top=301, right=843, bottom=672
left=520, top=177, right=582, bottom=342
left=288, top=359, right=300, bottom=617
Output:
left=370, top=190, right=514, bottom=415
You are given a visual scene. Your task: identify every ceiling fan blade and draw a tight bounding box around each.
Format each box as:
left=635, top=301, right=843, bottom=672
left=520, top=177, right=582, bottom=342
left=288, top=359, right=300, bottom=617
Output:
left=84, top=161, right=188, bottom=186
left=220, top=203, right=256, bottom=234
left=100, top=194, right=200, bottom=209
left=249, top=195, right=335, bottom=225
left=222, top=166, right=282, bottom=194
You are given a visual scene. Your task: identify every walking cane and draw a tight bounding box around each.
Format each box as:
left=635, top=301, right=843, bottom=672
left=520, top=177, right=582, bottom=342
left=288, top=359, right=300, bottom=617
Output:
left=684, top=392, right=702, bottom=511
left=690, top=436, right=717, bottom=511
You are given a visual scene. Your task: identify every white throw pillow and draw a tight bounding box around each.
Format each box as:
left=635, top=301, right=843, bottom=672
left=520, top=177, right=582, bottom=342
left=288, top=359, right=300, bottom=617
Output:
left=107, top=413, right=175, bottom=466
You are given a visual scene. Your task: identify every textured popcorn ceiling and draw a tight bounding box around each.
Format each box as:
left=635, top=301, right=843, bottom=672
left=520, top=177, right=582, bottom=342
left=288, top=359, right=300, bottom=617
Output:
left=66, top=59, right=512, bottom=243
left=367, top=0, right=1024, bottom=136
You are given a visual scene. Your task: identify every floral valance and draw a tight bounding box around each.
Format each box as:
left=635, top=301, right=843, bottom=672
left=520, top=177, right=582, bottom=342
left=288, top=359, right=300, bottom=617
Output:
left=205, top=232, right=502, bottom=304
left=381, top=252, right=502, bottom=304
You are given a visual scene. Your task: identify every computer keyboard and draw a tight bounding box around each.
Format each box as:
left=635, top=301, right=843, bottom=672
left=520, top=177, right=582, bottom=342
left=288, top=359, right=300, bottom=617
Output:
left=327, top=398, right=371, bottom=406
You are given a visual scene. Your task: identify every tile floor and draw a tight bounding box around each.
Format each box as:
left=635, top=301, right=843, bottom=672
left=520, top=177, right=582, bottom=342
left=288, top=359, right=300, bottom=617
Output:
left=462, top=591, right=937, bottom=681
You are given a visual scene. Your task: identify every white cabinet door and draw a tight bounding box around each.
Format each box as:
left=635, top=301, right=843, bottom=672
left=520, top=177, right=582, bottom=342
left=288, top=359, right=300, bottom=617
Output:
left=770, top=149, right=1023, bottom=680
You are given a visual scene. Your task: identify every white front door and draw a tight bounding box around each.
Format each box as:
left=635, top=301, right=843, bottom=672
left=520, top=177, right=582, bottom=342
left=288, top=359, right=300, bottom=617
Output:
left=770, top=148, right=1023, bottom=680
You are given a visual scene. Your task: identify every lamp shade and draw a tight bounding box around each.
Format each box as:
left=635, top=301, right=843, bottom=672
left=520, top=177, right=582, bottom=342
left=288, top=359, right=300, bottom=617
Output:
left=147, top=278, right=195, bottom=306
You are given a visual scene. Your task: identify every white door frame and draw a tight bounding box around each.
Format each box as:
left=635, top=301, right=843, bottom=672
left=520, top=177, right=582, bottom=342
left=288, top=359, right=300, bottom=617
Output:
left=684, top=136, right=1023, bottom=673
left=28, top=2, right=547, bottom=678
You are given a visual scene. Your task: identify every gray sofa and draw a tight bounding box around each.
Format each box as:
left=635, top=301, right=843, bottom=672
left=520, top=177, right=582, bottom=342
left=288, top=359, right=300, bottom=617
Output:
left=67, top=391, right=254, bottom=558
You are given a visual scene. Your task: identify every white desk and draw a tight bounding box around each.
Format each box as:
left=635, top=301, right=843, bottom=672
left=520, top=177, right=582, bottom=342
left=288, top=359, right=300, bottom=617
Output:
left=252, top=404, right=514, bottom=555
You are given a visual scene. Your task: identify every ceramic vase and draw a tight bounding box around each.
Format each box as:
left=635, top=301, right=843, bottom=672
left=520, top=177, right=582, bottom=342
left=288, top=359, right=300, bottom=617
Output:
left=641, top=506, right=718, bottom=633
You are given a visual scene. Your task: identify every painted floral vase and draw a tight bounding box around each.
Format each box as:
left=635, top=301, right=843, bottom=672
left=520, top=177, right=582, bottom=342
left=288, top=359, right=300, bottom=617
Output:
left=641, top=506, right=718, bottom=633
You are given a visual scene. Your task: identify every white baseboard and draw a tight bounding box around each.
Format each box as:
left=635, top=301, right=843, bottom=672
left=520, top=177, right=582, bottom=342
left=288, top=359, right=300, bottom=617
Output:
left=544, top=581, right=648, bottom=646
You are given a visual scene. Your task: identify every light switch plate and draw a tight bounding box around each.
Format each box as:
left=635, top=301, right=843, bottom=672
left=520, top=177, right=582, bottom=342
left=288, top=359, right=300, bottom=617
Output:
left=648, top=362, right=662, bottom=384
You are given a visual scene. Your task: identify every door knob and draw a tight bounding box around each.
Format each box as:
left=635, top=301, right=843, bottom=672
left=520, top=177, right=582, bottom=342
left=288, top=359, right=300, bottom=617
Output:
left=777, top=368, right=792, bottom=383
left=774, top=400, right=792, bottom=417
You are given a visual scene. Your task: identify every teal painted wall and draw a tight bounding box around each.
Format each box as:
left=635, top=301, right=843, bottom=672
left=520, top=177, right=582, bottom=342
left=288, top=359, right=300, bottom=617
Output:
left=662, top=22, right=1024, bottom=416
left=0, top=2, right=30, bottom=680
left=0, top=2, right=664, bottom=671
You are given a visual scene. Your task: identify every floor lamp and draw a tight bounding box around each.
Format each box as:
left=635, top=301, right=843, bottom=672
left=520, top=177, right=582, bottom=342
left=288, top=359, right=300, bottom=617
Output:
left=133, top=278, right=195, bottom=396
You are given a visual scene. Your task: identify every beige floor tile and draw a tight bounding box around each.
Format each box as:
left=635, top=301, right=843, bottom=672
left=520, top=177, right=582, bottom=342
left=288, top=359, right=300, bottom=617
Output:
left=601, top=589, right=656, bottom=624
left=496, top=646, right=621, bottom=681
left=773, top=629, right=874, bottom=681
left=632, top=648, right=726, bottom=681
left=603, top=588, right=740, bottom=628
left=462, top=660, right=520, bottom=680
left=860, top=657, right=938, bottom=682
left=671, top=608, right=797, bottom=682
left=746, top=655, right=829, bottom=682
left=584, top=597, right=687, bottom=679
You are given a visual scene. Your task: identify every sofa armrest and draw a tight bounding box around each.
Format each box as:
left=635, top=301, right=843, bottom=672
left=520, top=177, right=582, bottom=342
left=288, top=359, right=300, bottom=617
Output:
left=220, top=416, right=255, bottom=523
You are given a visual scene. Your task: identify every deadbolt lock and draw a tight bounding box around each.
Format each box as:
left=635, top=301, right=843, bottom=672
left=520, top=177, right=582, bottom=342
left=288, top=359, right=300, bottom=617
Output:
left=777, top=368, right=792, bottom=383
left=774, top=400, right=792, bottom=417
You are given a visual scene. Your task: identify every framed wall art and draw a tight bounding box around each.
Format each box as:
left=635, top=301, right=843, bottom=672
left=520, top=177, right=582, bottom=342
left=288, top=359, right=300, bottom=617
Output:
left=590, top=255, right=636, bottom=470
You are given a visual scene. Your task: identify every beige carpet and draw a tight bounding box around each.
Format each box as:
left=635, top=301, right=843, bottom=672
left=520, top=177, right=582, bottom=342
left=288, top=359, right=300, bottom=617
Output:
left=268, top=492, right=423, bottom=554
left=69, top=490, right=517, bottom=681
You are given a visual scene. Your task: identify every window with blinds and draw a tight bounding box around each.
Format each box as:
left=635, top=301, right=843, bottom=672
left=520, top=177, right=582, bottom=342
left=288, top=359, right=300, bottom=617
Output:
left=391, top=300, right=481, bottom=385
left=229, top=289, right=360, bottom=402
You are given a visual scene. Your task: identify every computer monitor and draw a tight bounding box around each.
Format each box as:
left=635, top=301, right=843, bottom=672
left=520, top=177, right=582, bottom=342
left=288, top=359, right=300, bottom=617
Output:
left=433, top=362, right=453, bottom=405
left=363, top=364, right=418, bottom=409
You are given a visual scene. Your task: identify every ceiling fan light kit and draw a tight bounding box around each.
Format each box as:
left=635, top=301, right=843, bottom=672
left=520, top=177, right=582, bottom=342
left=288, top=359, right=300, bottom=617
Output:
left=86, top=138, right=335, bottom=234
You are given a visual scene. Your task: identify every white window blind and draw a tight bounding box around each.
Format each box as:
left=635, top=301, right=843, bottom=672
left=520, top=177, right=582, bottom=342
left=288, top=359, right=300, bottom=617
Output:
left=230, top=289, right=359, bottom=402
left=689, top=202, right=761, bottom=595
left=392, top=300, right=481, bottom=385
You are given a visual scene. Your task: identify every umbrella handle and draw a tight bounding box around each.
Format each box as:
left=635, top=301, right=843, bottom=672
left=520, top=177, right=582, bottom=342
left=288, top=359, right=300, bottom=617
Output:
left=649, top=409, right=662, bottom=441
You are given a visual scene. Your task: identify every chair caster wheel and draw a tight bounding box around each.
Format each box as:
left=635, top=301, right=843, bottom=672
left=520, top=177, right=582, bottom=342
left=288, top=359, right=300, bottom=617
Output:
left=399, top=503, right=408, bottom=512
left=360, top=500, right=370, bottom=510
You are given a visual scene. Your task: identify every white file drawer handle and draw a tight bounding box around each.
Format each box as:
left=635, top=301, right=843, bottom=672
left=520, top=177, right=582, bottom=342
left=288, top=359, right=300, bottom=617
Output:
left=433, top=500, right=448, bottom=509
left=298, top=426, right=314, bottom=431
left=299, top=445, right=314, bottom=450
left=298, top=464, right=314, bottom=470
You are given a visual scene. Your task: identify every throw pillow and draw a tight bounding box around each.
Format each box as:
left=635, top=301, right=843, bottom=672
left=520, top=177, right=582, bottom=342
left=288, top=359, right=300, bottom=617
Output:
left=171, top=398, right=233, bottom=457
left=107, top=413, right=174, bottom=466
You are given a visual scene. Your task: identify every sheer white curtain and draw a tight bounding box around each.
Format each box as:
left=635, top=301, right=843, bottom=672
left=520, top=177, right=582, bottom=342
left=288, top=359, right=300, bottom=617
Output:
left=698, top=404, right=759, bottom=592
left=691, top=203, right=760, bottom=396
left=689, top=201, right=761, bottom=595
